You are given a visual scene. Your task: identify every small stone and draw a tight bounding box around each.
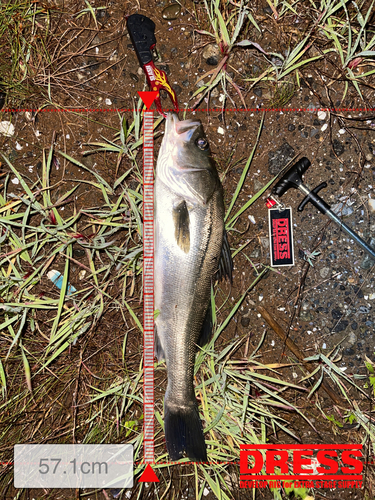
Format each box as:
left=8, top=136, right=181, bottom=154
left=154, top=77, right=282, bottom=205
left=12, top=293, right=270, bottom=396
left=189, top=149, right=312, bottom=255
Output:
left=353, top=286, right=364, bottom=299
left=0, top=121, right=15, bottom=137
left=320, top=267, right=330, bottom=278
left=310, top=128, right=319, bottom=138
left=343, top=331, right=356, bottom=346
left=321, top=123, right=328, bottom=132
left=360, top=238, right=375, bottom=269
left=288, top=124, right=295, bottom=131
left=73, top=249, right=85, bottom=258
left=260, top=237, right=269, bottom=249
left=253, top=87, right=262, bottom=97
left=351, top=321, right=358, bottom=330
left=268, top=142, right=295, bottom=175
left=358, top=305, right=371, bottom=314
left=249, top=248, right=261, bottom=258
left=332, top=309, right=342, bottom=320
left=129, top=73, right=139, bottom=82
left=159, top=64, right=170, bottom=75
left=202, top=44, right=220, bottom=60
left=206, top=56, right=219, bottom=66
left=173, top=84, right=182, bottom=95
left=8, top=149, right=18, bottom=162
left=271, top=56, right=283, bottom=67
left=366, top=153, right=373, bottom=161
left=97, top=9, right=109, bottom=22
left=331, top=202, right=353, bottom=217
left=331, top=138, right=345, bottom=157
left=254, top=179, right=263, bottom=191
left=333, top=320, right=349, bottom=332
left=300, top=130, right=308, bottom=138
left=162, top=3, right=181, bottom=20
left=306, top=102, right=316, bottom=112
left=81, top=155, right=95, bottom=168
left=182, top=79, right=189, bottom=87
left=241, top=317, right=250, bottom=327
left=368, top=198, right=375, bottom=213
left=300, top=310, right=314, bottom=322
left=317, top=110, right=326, bottom=120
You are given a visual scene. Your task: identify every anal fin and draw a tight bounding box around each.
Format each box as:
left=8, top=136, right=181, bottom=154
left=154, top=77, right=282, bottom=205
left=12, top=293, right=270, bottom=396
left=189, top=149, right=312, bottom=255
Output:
left=197, top=303, right=213, bottom=348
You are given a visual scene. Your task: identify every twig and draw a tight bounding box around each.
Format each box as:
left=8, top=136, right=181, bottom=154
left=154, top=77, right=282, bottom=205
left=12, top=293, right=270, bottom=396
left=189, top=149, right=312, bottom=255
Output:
left=249, top=300, right=344, bottom=406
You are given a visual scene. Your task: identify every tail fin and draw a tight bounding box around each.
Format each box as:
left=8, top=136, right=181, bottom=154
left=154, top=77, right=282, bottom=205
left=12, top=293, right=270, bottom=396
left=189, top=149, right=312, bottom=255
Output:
left=164, top=400, right=207, bottom=462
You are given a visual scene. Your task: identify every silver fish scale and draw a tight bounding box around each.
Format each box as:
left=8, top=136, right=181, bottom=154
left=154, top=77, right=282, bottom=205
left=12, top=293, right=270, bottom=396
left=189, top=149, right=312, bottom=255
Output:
left=155, top=182, right=224, bottom=404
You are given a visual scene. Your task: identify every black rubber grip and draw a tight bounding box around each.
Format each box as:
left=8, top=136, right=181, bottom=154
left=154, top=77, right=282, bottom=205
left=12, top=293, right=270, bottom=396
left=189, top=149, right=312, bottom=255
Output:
left=298, top=181, right=330, bottom=213
left=127, top=14, right=156, bottom=66
left=272, top=157, right=311, bottom=197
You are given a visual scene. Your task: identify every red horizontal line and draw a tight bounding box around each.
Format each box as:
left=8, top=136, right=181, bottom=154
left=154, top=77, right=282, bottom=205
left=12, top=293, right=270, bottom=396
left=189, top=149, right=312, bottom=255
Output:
left=240, top=475, right=363, bottom=480
left=2, top=107, right=375, bottom=113
left=240, top=444, right=362, bottom=449
left=135, top=460, right=240, bottom=465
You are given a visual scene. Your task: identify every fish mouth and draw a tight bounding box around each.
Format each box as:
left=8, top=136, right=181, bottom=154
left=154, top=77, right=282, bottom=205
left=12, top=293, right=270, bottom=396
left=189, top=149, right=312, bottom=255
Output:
left=166, top=113, right=202, bottom=139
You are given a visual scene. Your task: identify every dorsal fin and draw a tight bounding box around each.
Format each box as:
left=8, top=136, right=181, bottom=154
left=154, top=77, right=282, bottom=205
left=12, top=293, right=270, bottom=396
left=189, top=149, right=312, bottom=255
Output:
left=215, top=230, right=233, bottom=282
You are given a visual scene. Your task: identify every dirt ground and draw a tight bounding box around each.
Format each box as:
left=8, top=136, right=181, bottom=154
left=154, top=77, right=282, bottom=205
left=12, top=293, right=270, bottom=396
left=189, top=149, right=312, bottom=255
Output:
left=1, top=0, right=375, bottom=499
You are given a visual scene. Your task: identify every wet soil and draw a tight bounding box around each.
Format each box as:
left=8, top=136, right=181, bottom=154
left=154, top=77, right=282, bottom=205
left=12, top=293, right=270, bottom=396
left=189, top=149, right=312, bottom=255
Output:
left=1, top=0, right=375, bottom=499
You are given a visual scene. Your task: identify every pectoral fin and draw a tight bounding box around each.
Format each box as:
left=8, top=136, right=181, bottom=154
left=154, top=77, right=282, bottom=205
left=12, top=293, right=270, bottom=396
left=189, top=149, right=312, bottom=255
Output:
left=173, top=201, right=190, bottom=253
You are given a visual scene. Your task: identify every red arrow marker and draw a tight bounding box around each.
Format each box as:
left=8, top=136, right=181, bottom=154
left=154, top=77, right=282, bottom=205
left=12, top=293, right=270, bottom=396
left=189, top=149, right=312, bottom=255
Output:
left=138, top=91, right=159, bottom=110
left=138, top=463, right=159, bottom=483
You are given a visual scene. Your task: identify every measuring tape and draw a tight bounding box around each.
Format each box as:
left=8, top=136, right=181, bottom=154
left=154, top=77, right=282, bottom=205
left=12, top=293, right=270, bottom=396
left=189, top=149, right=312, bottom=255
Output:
left=142, top=110, right=154, bottom=463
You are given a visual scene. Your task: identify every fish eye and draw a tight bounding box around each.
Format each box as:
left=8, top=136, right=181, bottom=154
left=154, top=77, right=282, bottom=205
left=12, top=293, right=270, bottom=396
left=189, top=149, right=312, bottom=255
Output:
left=195, top=137, right=209, bottom=150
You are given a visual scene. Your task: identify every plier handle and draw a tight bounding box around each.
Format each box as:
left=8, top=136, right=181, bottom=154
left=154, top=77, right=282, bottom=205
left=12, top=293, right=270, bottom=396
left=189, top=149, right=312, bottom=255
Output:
left=126, top=14, right=179, bottom=117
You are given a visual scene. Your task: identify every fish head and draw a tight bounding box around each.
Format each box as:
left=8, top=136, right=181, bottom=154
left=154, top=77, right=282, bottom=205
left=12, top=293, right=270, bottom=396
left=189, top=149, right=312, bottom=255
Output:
left=157, top=113, right=220, bottom=205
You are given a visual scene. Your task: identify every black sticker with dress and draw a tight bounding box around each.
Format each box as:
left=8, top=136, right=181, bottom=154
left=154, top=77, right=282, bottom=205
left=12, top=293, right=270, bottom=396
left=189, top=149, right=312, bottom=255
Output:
left=268, top=206, right=294, bottom=267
